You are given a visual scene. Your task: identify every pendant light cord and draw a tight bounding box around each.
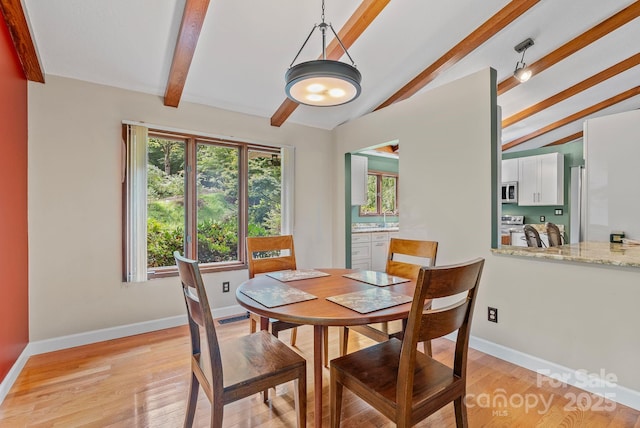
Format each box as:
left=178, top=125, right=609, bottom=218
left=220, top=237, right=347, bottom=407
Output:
left=288, top=0, right=357, bottom=68
left=320, top=0, right=327, bottom=60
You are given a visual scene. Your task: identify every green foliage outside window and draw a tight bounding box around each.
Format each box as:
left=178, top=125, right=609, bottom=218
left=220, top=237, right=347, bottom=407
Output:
left=146, top=137, right=282, bottom=268
left=381, top=176, right=397, bottom=213
left=359, top=173, right=398, bottom=216
left=360, top=175, right=378, bottom=214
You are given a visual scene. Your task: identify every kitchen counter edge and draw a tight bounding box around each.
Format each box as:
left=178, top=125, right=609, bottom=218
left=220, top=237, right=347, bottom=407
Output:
left=491, top=241, right=640, bottom=268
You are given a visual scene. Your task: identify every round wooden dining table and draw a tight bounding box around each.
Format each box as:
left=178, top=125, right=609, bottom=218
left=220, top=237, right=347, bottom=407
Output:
left=235, top=268, right=417, bottom=427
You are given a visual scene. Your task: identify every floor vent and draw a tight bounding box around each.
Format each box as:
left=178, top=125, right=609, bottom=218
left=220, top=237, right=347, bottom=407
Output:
left=218, top=312, right=250, bottom=325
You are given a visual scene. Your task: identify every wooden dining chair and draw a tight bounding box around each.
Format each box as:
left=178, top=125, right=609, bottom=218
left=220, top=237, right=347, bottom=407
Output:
left=247, top=235, right=330, bottom=366
left=330, top=258, right=484, bottom=428
left=340, top=238, right=438, bottom=356
left=174, top=252, right=306, bottom=428
left=247, top=235, right=300, bottom=345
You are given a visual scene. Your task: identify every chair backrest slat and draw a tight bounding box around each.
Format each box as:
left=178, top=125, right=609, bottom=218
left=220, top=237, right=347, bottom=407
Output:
left=246, top=235, right=297, bottom=278
left=184, top=290, right=205, bottom=327
left=386, top=238, right=438, bottom=280
left=418, top=299, right=470, bottom=341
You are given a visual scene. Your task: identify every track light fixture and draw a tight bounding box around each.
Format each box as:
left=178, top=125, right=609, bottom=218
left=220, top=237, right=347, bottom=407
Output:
left=285, top=0, right=362, bottom=107
left=513, top=38, right=534, bottom=83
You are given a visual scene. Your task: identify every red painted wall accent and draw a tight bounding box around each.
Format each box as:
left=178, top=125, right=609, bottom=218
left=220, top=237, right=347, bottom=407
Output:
left=0, top=17, right=29, bottom=383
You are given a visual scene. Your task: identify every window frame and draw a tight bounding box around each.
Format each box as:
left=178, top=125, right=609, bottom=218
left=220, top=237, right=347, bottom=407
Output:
left=127, top=127, right=284, bottom=279
left=359, top=170, right=399, bottom=216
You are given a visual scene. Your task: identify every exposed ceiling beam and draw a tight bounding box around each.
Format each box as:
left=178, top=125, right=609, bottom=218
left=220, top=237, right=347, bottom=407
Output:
left=498, top=1, right=640, bottom=95
left=0, top=0, right=44, bottom=82
left=544, top=131, right=583, bottom=148
left=502, top=86, right=640, bottom=151
left=503, top=53, right=640, bottom=128
left=270, top=0, right=390, bottom=127
left=375, top=0, right=540, bottom=111
left=164, top=0, right=211, bottom=108
left=375, top=145, right=398, bottom=154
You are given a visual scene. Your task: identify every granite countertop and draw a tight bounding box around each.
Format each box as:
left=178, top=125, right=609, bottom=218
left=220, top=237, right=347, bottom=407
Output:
left=352, top=226, right=400, bottom=233
left=352, top=223, right=399, bottom=233
left=492, top=241, right=640, bottom=268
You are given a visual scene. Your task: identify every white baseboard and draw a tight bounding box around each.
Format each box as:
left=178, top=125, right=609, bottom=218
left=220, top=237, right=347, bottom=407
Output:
left=0, top=304, right=245, bottom=406
left=27, top=304, right=244, bottom=356
left=466, top=334, right=640, bottom=411
left=0, top=346, right=30, bottom=404
left=26, top=315, right=187, bottom=356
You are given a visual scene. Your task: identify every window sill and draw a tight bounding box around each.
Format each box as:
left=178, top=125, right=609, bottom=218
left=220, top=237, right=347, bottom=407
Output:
left=147, top=261, right=247, bottom=279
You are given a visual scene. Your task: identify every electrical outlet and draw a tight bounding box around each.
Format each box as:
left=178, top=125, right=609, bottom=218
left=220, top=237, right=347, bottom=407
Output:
left=540, top=215, right=546, bottom=222
left=222, top=281, right=230, bottom=293
left=488, top=307, right=498, bottom=323
left=555, top=209, right=563, bottom=215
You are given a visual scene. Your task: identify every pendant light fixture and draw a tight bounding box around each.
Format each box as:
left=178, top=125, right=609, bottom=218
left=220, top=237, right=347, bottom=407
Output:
left=285, top=0, right=362, bottom=107
left=513, top=38, right=534, bottom=83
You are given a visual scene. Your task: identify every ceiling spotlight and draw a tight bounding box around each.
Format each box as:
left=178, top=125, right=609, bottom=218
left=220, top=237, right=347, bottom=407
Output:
left=513, top=38, right=534, bottom=83
left=285, top=0, right=362, bottom=107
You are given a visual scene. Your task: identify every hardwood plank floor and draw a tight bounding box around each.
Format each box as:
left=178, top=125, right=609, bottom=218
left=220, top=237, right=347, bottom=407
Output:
left=1, top=318, right=638, bottom=427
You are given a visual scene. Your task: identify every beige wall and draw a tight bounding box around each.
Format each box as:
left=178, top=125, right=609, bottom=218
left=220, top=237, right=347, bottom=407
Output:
left=27, top=76, right=334, bottom=341
left=333, top=68, right=640, bottom=393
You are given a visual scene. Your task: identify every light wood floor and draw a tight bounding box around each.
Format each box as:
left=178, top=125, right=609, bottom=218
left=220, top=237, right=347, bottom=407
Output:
left=1, top=318, right=638, bottom=427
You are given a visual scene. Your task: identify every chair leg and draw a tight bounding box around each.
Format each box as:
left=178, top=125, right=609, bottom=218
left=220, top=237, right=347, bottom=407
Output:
left=330, top=368, right=343, bottom=428
left=379, top=321, right=389, bottom=334
left=422, top=340, right=432, bottom=356
left=290, top=327, right=297, bottom=346
left=184, top=372, right=199, bottom=428
left=211, top=400, right=224, bottom=428
left=454, top=395, right=469, bottom=427
left=339, top=327, right=349, bottom=356
left=249, top=313, right=257, bottom=334
left=263, top=325, right=285, bottom=402
left=323, top=326, right=329, bottom=367
left=294, top=370, right=307, bottom=428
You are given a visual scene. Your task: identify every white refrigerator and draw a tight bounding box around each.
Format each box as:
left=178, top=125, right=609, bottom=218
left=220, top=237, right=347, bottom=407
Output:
left=583, top=110, right=640, bottom=242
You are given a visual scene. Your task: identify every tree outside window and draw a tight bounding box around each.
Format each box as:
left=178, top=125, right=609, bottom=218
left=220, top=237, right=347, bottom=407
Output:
left=145, top=132, right=283, bottom=276
left=360, top=172, right=398, bottom=216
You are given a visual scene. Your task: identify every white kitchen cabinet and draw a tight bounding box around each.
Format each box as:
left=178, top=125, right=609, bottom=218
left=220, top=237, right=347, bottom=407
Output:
left=518, top=152, right=564, bottom=206
left=370, top=232, right=389, bottom=271
left=501, top=158, right=519, bottom=183
left=352, top=259, right=371, bottom=270
left=351, top=155, right=368, bottom=205
left=351, top=233, right=371, bottom=271
left=351, top=231, right=390, bottom=270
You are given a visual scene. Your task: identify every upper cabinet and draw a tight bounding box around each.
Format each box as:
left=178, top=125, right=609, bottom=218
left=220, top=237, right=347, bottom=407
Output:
left=351, top=155, right=368, bottom=206
left=518, top=152, right=564, bottom=206
left=501, top=158, right=519, bottom=183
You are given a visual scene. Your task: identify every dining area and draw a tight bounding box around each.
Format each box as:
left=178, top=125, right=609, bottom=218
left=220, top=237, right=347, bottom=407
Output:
left=175, top=234, right=485, bottom=427
left=4, top=231, right=638, bottom=427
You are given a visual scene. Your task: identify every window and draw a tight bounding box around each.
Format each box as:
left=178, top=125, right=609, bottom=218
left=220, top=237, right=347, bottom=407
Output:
left=360, top=172, right=398, bottom=216
left=124, top=124, right=293, bottom=280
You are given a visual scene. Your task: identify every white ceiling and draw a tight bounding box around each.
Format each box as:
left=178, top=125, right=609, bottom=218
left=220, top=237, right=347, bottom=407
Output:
left=23, top=0, right=640, bottom=152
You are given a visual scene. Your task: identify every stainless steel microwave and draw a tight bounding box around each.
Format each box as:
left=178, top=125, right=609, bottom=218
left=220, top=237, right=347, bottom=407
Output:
left=501, top=182, right=518, bottom=204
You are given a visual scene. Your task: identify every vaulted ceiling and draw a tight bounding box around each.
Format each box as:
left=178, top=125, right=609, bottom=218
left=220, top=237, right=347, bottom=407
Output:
left=4, top=0, right=639, bottom=153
